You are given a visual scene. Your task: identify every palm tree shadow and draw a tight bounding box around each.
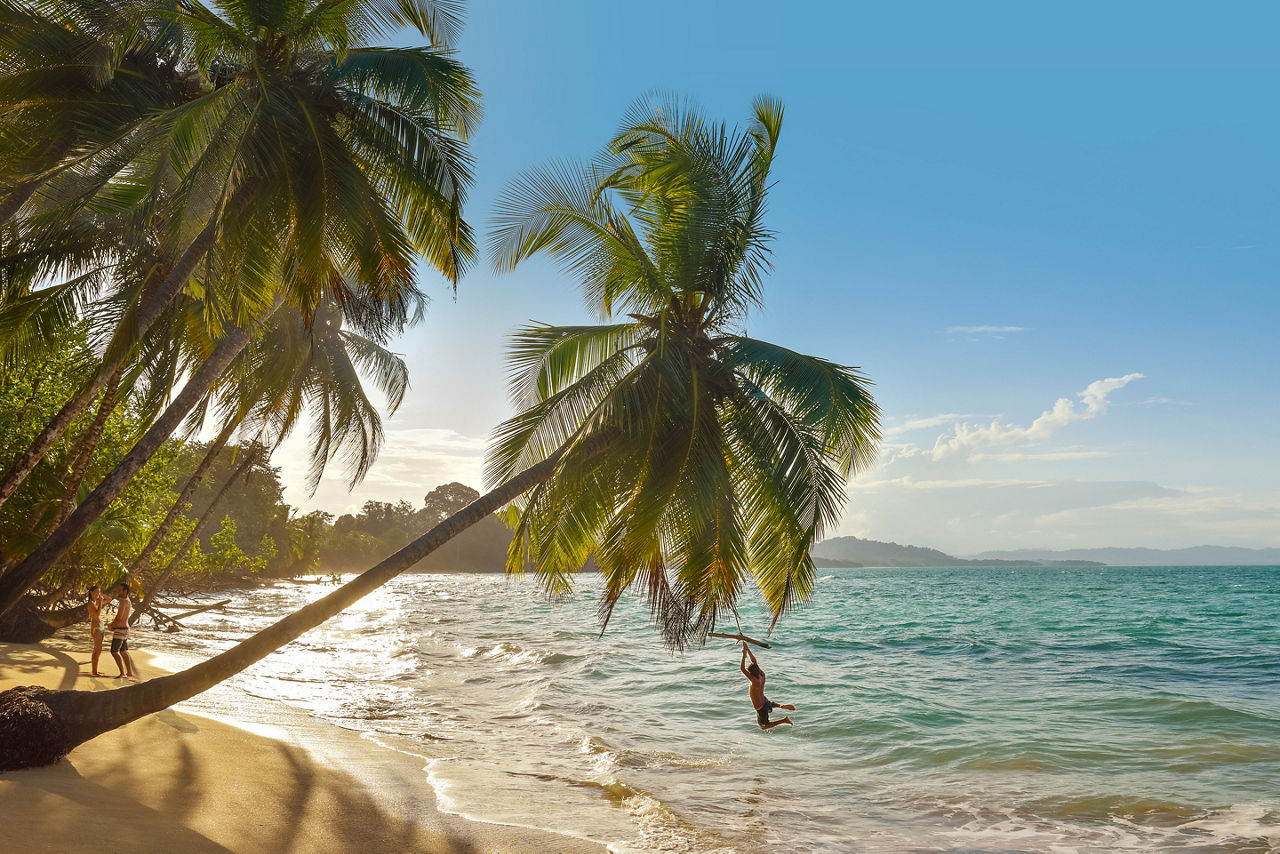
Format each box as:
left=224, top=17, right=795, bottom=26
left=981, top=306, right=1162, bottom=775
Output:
left=2, top=759, right=232, bottom=853
left=155, top=708, right=200, bottom=733
left=272, top=740, right=479, bottom=853
left=0, top=641, right=81, bottom=689
left=3, top=715, right=480, bottom=853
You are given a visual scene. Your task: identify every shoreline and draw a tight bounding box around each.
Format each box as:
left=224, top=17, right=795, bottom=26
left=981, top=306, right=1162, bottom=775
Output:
left=0, top=631, right=607, bottom=854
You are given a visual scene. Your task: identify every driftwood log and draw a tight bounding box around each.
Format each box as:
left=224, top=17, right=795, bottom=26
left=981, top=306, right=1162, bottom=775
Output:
left=145, top=599, right=230, bottom=631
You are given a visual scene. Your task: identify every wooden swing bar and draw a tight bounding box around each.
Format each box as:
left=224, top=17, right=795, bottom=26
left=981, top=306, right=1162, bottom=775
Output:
left=708, top=631, right=771, bottom=649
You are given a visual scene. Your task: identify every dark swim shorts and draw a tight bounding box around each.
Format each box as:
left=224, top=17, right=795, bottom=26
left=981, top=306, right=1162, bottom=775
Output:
left=111, top=633, right=129, bottom=653
left=755, top=699, right=774, bottom=725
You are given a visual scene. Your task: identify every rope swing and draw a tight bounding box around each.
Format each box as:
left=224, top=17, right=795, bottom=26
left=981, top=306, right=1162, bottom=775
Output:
left=708, top=631, right=771, bottom=648
left=708, top=609, right=772, bottom=648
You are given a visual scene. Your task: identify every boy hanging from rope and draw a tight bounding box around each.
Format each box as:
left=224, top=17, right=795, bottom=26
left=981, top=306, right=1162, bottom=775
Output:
left=740, top=642, right=795, bottom=730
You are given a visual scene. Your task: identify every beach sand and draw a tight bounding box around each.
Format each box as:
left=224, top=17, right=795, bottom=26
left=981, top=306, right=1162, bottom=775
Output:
left=0, top=632, right=606, bottom=853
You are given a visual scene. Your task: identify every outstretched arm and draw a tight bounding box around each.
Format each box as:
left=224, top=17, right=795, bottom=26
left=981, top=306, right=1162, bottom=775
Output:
left=739, top=643, right=750, bottom=677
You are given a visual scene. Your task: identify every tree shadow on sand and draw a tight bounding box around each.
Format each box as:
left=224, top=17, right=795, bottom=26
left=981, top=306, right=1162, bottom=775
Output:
left=0, top=642, right=80, bottom=690
left=0, top=710, right=483, bottom=853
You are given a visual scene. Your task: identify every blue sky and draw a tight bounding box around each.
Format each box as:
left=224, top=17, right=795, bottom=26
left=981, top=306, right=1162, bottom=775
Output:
left=276, top=1, right=1279, bottom=553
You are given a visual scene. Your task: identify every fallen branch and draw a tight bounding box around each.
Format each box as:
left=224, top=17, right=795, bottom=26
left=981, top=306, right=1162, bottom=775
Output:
left=165, top=599, right=230, bottom=621
left=143, top=606, right=184, bottom=632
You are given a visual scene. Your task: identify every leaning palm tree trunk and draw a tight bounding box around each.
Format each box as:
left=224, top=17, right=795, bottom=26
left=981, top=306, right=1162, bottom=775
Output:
left=0, top=435, right=609, bottom=770
left=0, top=195, right=236, bottom=512
left=0, top=324, right=257, bottom=619
left=47, top=367, right=126, bottom=531
left=0, top=133, right=76, bottom=226
left=29, top=600, right=88, bottom=631
left=0, top=179, right=46, bottom=227
left=126, top=415, right=242, bottom=582
left=139, top=443, right=259, bottom=607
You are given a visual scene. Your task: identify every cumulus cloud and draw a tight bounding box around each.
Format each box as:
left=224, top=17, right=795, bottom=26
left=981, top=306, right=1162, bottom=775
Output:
left=945, top=325, right=1025, bottom=335
left=930, top=373, right=1143, bottom=461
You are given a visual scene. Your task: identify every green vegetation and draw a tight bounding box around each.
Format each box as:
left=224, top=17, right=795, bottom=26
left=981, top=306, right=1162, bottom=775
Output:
left=319, top=484, right=511, bottom=572
left=0, top=0, right=478, bottom=627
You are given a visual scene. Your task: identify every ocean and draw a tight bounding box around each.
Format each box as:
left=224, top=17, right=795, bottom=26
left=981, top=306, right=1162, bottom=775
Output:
left=147, top=565, right=1280, bottom=852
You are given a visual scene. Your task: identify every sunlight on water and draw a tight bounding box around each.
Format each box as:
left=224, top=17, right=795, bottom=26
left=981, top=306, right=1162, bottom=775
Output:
left=150, top=566, right=1280, bottom=852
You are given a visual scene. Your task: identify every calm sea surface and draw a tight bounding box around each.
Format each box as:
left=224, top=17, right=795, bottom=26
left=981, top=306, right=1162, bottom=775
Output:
left=148, top=566, right=1280, bottom=852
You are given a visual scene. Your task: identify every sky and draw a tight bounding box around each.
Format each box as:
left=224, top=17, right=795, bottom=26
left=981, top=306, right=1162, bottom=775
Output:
left=273, top=1, right=1279, bottom=555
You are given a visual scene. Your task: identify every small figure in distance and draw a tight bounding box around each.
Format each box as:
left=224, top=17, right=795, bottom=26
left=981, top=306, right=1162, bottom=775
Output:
left=108, top=582, right=139, bottom=682
left=740, top=642, right=795, bottom=730
left=86, top=585, right=107, bottom=677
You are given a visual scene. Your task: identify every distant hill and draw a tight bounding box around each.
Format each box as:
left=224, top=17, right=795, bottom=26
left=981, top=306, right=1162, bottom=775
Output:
left=813, top=557, right=863, bottom=568
left=814, top=536, right=961, bottom=567
left=973, top=546, right=1280, bottom=566
left=811, top=536, right=1096, bottom=567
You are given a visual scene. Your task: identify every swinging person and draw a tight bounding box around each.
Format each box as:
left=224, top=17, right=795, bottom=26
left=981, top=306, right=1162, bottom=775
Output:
left=740, top=642, right=795, bottom=729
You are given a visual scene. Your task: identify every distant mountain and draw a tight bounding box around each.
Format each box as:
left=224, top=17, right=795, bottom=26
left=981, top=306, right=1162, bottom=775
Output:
left=811, top=536, right=1095, bottom=567
left=973, top=546, right=1280, bottom=566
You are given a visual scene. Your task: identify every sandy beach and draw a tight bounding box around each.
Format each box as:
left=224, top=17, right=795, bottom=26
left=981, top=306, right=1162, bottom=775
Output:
left=0, top=631, right=606, bottom=854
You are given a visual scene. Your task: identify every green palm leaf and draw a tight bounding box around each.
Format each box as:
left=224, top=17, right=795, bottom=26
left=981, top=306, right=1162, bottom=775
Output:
left=488, top=96, right=883, bottom=648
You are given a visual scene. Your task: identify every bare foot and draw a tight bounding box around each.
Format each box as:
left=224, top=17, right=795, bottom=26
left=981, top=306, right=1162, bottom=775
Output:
left=780, top=704, right=796, bottom=711
left=781, top=716, right=794, bottom=726
left=126, top=675, right=140, bottom=683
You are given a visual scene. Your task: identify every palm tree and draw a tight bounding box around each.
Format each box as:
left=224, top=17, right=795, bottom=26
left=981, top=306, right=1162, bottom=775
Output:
left=0, top=0, right=202, bottom=504
left=487, top=94, right=880, bottom=646
left=0, top=0, right=192, bottom=225
left=131, top=295, right=412, bottom=598
left=0, top=0, right=480, bottom=615
left=0, top=315, right=267, bottom=616
left=0, top=266, right=414, bottom=614
left=0, top=0, right=479, bottom=512
left=0, top=95, right=881, bottom=770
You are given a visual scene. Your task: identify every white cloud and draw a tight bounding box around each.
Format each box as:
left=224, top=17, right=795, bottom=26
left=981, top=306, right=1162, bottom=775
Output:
left=930, top=373, right=1143, bottom=461
left=827, top=372, right=1258, bottom=551
left=971, top=450, right=1108, bottom=463
left=882, top=413, right=974, bottom=437
left=945, top=325, right=1025, bottom=334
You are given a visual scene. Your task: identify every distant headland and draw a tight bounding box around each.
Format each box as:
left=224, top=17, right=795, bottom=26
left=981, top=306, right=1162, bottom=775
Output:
left=812, top=536, right=1280, bottom=568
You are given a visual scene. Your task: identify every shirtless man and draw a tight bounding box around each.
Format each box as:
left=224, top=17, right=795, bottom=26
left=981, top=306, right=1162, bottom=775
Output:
left=740, top=642, right=795, bottom=730
left=86, top=585, right=106, bottom=676
left=108, top=582, right=139, bottom=681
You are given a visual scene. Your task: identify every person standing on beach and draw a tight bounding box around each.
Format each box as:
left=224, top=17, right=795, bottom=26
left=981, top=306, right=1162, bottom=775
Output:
left=108, top=582, right=139, bottom=681
left=86, top=585, right=106, bottom=677
left=740, top=643, right=795, bottom=730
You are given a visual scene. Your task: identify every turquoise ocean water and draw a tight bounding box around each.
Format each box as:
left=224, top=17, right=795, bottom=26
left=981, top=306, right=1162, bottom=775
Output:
left=150, top=565, right=1280, bottom=852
